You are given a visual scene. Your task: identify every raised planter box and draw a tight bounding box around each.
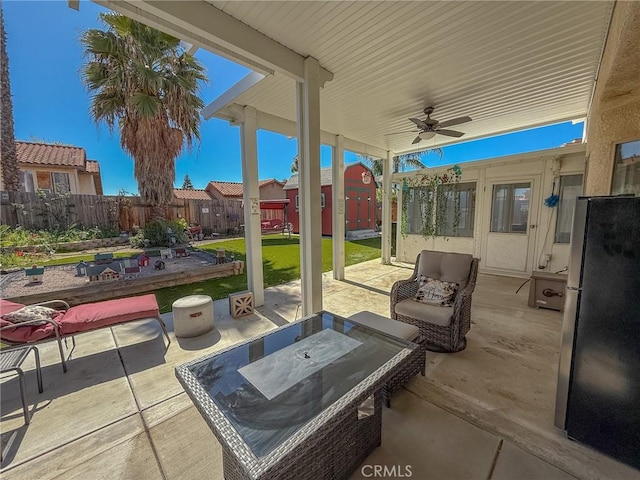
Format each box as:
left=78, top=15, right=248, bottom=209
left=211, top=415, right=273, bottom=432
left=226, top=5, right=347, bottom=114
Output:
left=5, top=237, right=129, bottom=253
left=5, top=262, right=242, bottom=307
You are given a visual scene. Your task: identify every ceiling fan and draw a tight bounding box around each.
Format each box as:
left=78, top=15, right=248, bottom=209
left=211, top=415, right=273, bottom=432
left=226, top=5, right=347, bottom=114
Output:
left=388, top=107, right=472, bottom=144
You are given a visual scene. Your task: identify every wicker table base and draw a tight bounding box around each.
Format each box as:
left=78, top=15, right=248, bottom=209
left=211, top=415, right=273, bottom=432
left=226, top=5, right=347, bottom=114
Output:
left=220, top=392, right=383, bottom=480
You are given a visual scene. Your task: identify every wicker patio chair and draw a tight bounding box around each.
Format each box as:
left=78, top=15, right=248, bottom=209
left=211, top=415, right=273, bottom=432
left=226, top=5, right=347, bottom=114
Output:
left=391, top=250, right=479, bottom=352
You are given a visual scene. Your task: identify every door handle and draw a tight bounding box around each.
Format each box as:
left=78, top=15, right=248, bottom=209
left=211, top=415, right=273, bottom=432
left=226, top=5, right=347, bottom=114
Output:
left=529, top=225, right=536, bottom=229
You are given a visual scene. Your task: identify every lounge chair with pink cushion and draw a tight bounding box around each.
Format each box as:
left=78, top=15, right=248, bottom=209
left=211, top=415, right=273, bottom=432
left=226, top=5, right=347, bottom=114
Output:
left=0, top=294, right=170, bottom=372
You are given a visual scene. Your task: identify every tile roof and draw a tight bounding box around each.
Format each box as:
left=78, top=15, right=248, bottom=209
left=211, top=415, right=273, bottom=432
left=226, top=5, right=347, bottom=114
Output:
left=16, top=141, right=86, bottom=169
left=173, top=189, right=213, bottom=200
left=206, top=179, right=284, bottom=198
left=85, top=160, right=101, bottom=174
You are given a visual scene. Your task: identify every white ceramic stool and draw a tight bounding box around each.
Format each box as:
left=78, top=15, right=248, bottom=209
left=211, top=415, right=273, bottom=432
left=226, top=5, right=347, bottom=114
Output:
left=172, top=295, right=214, bottom=338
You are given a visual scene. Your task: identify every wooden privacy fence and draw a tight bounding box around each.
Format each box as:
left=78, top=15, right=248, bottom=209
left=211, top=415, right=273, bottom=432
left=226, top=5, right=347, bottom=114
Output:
left=0, top=191, right=244, bottom=234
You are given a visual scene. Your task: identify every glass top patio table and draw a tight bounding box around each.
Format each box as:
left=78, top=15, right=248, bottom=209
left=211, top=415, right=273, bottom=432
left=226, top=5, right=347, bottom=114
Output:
left=175, top=311, right=414, bottom=474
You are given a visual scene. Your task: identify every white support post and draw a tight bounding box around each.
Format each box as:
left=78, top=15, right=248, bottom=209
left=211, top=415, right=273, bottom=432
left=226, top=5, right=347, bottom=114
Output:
left=381, top=150, right=393, bottom=264
left=297, top=57, right=323, bottom=317
left=332, top=135, right=345, bottom=280
left=395, top=179, right=404, bottom=262
left=240, top=106, right=264, bottom=306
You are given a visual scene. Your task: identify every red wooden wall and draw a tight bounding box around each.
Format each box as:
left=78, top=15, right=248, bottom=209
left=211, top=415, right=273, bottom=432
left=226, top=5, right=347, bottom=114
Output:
left=286, top=163, right=376, bottom=236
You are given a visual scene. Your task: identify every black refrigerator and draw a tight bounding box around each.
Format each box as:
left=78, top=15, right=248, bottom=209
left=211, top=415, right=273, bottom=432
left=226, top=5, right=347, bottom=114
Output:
left=554, top=196, right=640, bottom=469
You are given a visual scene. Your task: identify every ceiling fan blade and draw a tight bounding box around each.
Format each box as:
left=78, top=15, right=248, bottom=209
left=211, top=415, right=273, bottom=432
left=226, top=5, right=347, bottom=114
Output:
left=409, top=117, right=427, bottom=128
left=411, top=135, right=423, bottom=144
left=436, top=129, right=465, bottom=138
left=437, top=116, right=472, bottom=129
left=384, top=129, right=419, bottom=136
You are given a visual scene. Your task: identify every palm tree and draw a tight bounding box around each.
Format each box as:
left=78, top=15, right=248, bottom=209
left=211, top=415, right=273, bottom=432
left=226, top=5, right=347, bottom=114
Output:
left=0, top=2, right=21, bottom=192
left=359, top=148, right=443, bottom=176
left=80, top=13, right=206, bottom=215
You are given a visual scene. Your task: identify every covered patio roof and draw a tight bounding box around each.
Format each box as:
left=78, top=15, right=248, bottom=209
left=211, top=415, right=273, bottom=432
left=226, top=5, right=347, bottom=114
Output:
left=96, top=1, right=613, bottom=154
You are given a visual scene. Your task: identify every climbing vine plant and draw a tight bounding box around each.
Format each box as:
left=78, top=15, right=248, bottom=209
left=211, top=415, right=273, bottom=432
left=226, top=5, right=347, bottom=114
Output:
left=400, top=165, right=463, bottom=239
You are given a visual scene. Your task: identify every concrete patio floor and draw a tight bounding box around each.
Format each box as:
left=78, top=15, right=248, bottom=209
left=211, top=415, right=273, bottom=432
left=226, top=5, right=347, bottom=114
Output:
left=1, top=259, right=639, bottom=480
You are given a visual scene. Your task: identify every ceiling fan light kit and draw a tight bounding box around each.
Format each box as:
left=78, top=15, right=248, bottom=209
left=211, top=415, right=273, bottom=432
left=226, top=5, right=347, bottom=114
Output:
left=393, top=106, right=473, bottom=144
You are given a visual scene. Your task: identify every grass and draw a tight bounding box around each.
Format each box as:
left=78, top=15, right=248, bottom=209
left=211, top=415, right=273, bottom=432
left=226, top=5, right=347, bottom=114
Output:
left=153, top=235, right=381, bottom=313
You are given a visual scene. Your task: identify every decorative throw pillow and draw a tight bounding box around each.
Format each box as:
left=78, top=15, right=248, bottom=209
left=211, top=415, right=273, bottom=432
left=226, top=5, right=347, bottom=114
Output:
left=414, top=275, right=458, bottom=306
left=1, top=305, right=59, bottom=325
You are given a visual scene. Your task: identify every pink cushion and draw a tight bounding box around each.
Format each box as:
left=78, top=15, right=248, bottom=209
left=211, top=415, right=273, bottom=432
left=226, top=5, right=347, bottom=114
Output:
left=1, top=299, right=26, bottom=315
left=60, top=294, right=159, bottom=335
left=1, top=299, right=61, bottom=342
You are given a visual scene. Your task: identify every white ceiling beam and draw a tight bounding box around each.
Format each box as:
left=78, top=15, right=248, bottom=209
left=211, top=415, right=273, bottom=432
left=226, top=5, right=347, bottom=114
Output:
left=96, top=1, right=333, bottom=85
left=217, top=104, right=387, bottom=159
left=94, top=0, right=275, bottom=77
left=202, top=72, right=267, bottom=120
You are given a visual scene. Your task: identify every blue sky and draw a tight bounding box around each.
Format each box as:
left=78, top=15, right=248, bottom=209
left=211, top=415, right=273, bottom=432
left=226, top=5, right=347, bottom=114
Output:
left=5, top=1, right=584, bottom=195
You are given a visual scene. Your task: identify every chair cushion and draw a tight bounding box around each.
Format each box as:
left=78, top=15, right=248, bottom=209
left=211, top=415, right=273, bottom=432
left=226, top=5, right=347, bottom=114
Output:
left=0, top=300, right=59, bottom=343
left=0, top=299, right=26, bottom=315
left=415, top=276, right=458, bottom=306
left=418, top=250, right=473, bottom=289
left=348, top=311, right=419, bottom=341
left=394, top=298, right=453, bottom=327
left=60, top=294, right=160, bottom=334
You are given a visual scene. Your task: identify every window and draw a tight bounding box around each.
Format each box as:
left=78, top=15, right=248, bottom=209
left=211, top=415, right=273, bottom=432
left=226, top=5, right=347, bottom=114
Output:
left=404, top=182, right=476, bottom=237
left=611, top=139, right=640, bottom=196
left=52, top=172, right=71, bottom=194
left=555, top=174, right=583, bottom=243
left=19, top=171, right=35, bottom=193
left=436, top=183, right=476, bottom=237
left=36, top=171, right=52, bottom=192
left=405, top=186, right=433, bottom=234
left=490, top=183, right=530, bottom=233
left=295, top=193, right=325, bottom=209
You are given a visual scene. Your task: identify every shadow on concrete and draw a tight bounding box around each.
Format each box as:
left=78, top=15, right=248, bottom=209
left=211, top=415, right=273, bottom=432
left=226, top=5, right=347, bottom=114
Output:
left=175, top=329, right=222, bottom=351
left=340, top=279, right=391, bottom=297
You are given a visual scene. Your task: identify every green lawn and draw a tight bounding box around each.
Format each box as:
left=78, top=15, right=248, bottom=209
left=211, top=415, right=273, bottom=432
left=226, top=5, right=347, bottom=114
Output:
left=153, top=236, right=381, bottom=313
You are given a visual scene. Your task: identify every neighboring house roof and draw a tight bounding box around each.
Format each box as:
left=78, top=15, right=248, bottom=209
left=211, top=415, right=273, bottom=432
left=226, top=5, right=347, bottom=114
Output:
left=206, top=178, right=284, bottom=198
left=283, top=162, right=374, bottom=190
left=86, top=160, right=100, bottom=173
left=173, top=188, right=213, bottom=200
left=16, top=141, right=86, bottom=168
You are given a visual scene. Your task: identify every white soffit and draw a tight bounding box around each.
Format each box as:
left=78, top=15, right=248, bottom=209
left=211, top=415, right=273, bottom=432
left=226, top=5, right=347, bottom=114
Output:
left=204, top=0, right=613, bottom=154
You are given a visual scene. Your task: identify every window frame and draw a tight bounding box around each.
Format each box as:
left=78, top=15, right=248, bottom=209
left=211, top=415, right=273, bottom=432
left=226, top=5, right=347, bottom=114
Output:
left=554, top=174, right=583, bottom=244
left=436, top=182, right=476, bottom=238
left=490, top=182, right=531, bottom=234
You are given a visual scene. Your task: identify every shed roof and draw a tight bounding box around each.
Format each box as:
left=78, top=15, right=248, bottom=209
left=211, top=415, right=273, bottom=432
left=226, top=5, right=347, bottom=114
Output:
left=173, top=188, right=213, bottom=200
left=283, top=162, right=373, bottom=190
left=206, top=178, right=284, bottom=197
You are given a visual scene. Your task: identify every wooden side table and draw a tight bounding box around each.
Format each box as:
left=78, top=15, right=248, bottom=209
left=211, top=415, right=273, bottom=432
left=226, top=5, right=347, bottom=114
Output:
left=0, top=346, right=43, bottom=424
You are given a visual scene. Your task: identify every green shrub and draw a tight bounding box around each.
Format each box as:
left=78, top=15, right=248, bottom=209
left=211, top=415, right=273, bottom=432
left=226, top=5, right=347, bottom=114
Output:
left=139, top=219, right=188, bottom=247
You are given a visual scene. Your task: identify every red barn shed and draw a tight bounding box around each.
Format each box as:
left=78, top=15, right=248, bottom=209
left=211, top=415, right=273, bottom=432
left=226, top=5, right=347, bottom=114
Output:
left=283, top=162, right=377, bottom=236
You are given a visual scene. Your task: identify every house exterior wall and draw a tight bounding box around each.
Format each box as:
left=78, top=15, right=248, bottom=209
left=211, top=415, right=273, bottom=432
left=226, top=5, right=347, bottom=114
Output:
left=19, top=166, right=83, bottom=194
left=77, top=172, right=98, bottom=195
left=584, top=2, right=640, bottom=196
left=259, top=182, right=286, bottom=200
left=395, top=144, right=587, bottom=277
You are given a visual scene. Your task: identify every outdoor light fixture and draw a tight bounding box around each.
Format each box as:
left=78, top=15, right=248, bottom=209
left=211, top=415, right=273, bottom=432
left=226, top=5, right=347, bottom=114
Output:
left=419, top=131, right=436, bottom=140
left=361, top=171, right=373, bottom=184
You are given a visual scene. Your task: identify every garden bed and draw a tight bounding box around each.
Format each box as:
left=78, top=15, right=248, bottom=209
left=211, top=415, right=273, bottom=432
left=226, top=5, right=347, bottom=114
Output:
left=2, top=250, right=244, bottom=306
